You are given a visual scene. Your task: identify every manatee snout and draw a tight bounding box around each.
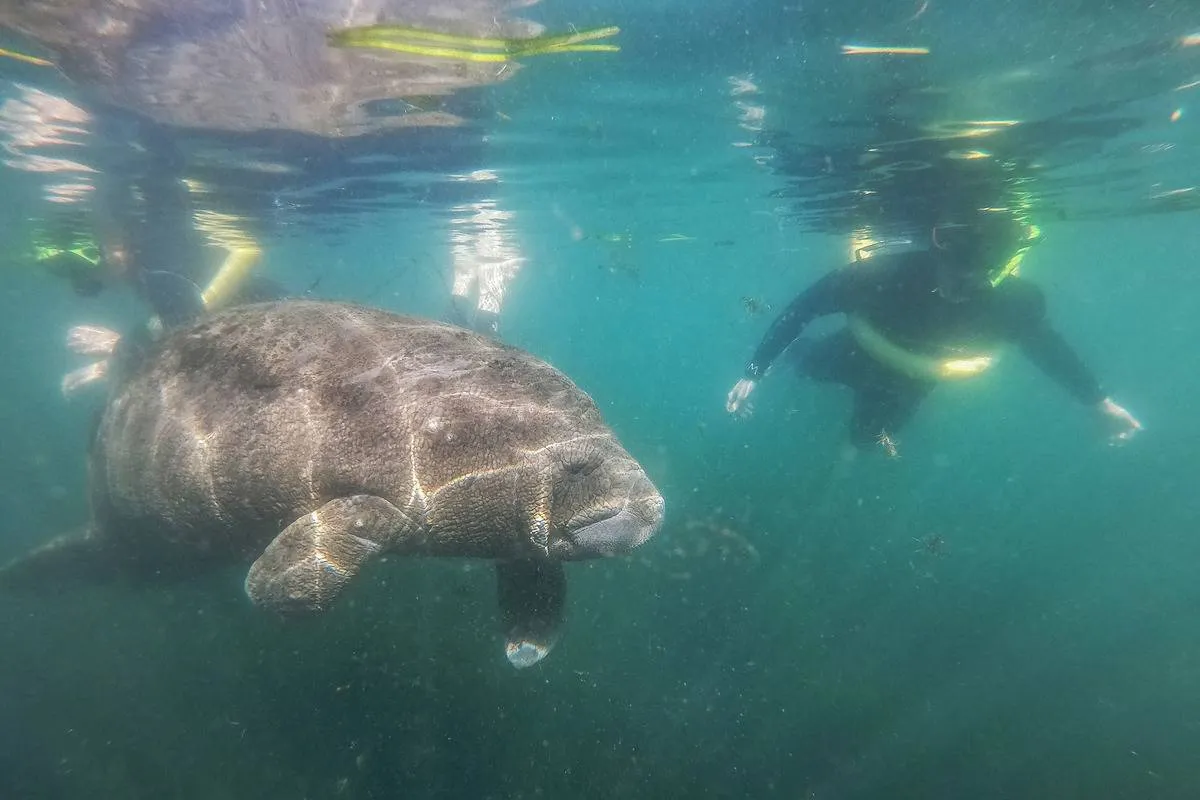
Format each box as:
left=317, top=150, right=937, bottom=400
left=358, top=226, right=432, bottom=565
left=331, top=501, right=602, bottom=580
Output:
left=562, top=470, right=664, bottom=558
left=501, top=466, right=661, bottom=669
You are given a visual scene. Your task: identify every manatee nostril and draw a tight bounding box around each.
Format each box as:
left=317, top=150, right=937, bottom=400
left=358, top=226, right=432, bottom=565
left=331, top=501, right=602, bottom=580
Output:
left=564, top=454, right=602, bottom=478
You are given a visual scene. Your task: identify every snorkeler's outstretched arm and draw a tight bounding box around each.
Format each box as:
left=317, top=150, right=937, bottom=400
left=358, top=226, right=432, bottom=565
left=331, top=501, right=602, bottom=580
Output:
left=1018, top=322, right=1105, bottom=406
left=727, top=269, right=850, bottom=414
left=1011, top=287, right=1142, bottom=443
left=744, top=270, right=848, bottom=380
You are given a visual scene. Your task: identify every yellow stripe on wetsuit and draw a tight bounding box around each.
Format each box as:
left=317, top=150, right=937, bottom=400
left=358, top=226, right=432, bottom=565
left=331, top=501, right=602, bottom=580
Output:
left=846, top=316, right=998, bottom=382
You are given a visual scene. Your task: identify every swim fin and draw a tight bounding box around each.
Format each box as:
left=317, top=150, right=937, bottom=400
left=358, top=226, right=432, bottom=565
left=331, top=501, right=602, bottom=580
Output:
left=329, top=23, right=619, bottom=62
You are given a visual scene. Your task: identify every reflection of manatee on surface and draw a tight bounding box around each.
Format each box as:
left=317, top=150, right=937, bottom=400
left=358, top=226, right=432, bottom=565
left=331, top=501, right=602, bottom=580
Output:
left=3, top=300, right=665, bottom=668
left=0, top=0, right=544, bottom=136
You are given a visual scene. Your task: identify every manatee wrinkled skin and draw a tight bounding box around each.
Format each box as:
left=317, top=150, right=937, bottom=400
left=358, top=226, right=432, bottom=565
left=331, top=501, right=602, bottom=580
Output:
left=21, top=300, right=665, bottom=667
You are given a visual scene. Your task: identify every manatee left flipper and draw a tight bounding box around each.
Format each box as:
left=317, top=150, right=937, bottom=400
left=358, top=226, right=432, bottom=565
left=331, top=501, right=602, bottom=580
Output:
left=245, top=495, right=415, bottom=616
left=497, top=558, right=566, bottom=669
left=0, top=529, right=120, bottom=588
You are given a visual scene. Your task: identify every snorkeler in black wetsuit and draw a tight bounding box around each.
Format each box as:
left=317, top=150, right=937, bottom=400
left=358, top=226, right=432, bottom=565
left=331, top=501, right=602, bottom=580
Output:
left=725, top=213, right=1142, bottom=451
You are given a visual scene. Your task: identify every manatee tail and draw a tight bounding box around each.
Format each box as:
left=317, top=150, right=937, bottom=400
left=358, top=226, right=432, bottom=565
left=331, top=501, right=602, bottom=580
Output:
left=0, top=530, right=121, bottom=590
left=61, top=324, right=121, bottom=397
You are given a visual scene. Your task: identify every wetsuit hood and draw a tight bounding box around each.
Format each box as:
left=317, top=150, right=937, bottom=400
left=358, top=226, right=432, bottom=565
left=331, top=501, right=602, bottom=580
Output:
left=931, top=213, right=1040, bottom=289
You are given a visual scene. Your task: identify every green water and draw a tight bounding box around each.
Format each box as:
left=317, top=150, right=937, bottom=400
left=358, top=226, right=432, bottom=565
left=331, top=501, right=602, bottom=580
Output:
left=2, top=0, right=1199, bottom=797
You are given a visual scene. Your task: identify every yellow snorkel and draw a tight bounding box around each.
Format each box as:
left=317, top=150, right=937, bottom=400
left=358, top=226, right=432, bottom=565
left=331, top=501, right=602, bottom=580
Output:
left=987, top=222, right=1041, bottom=287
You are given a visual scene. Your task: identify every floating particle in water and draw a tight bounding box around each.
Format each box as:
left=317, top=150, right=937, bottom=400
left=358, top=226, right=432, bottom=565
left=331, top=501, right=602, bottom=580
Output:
left=912, top=533, right=947, bottom=556
left=842, top=44, right=930, bottom=56
left=741, top=296, right=768, bottom=316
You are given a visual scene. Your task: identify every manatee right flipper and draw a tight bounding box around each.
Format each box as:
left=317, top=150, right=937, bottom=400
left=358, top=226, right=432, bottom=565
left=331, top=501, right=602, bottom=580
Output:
left=245, top=495, right=415, bottom=616
left=497, top=558, right=566, bottom=669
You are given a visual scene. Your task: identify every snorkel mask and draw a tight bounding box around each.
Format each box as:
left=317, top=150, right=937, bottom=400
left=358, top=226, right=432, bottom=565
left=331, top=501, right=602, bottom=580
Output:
left=931, top=213, right=1041, bottom=288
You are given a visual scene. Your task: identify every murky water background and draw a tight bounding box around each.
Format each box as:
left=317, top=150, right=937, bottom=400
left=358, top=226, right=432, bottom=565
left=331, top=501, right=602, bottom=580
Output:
left=2, top=1, right=1199, bottom=797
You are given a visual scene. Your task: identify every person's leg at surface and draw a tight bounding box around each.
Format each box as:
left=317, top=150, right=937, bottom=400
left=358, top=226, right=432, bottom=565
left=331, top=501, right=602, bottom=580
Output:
left=126, top=122, right=206, bottom=327
left=445, top=199, right=523, bottom=337
left=196, top=227, right=263, bottom=313
left=475, top=250, right=522, bottom=337
left=473, top=201, right=523, bottom=337
left=447, top=206, right=481, bottom=328
left=149, top=170, right=266, bottom=328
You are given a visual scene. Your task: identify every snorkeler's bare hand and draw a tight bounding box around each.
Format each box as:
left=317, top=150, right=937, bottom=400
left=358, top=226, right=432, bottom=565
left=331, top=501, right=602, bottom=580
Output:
left=1097, top=397, right=1142, bottom=445
left=726, top=378, right=757, bottom=417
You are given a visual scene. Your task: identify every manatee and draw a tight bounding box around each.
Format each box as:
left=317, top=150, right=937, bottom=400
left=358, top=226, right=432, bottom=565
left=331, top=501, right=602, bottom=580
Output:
left=5, top=300, right=664, bottom=668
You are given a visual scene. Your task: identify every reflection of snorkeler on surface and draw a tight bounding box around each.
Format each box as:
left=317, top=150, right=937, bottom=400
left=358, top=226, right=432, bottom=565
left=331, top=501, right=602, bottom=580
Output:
left=725, top=211, right=1142, bottom=453
left=446, top=194, right=524, bottom=336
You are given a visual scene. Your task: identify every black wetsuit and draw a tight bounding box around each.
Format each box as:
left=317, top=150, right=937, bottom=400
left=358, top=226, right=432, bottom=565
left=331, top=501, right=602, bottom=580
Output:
left=744, top=250, right=1104, bottom=447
